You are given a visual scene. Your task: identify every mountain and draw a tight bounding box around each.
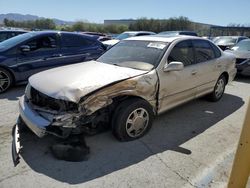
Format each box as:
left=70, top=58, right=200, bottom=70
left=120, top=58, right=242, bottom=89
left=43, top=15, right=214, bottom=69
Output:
left=0, top=13, right=75, bottom=25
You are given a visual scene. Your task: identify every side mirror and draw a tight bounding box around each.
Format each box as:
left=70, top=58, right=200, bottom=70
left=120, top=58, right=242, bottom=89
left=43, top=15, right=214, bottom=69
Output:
left=164, top=61, right=184, bottom=72
left=20, top=45, right=30, bottom=52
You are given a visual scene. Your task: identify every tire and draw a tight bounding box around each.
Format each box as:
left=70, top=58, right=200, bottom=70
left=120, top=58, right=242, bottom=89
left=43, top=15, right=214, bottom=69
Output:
left=112, top=98, right=154, bottom=141
left=207, top=75, right=226, bottom=102
left=0, top=68, right=13, bottom=93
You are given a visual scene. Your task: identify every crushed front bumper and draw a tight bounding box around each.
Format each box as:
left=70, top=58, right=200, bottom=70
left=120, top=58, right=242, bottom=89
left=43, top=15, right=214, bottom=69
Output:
left=19, top=95, right=51, bottom=138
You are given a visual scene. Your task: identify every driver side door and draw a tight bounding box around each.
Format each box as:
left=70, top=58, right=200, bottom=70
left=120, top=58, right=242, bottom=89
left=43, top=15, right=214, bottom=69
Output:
left=16, top=34, right=61, bottom=81
left=157, top=39, right=200, bottom=113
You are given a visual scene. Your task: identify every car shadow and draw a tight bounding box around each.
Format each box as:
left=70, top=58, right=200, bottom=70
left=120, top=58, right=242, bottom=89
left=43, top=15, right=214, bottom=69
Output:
left=0, top=85, right=25, bottom=100
left=20, top=93, right=244, bottom=184
left=234, top=75, right=250, bottom=84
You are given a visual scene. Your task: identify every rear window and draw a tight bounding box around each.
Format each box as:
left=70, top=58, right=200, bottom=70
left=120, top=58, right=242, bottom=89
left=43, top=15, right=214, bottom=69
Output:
left=61, top=33, right=95, bottom=48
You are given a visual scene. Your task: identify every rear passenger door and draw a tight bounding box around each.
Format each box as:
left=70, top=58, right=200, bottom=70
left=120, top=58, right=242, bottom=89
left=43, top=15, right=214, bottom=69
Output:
left=59, top=33, right=103, bottom=65
left=192, top=39, right=222, bottom=97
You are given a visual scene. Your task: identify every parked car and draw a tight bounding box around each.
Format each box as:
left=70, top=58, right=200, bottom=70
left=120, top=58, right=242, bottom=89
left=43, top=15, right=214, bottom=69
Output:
left=0, top=31, right=106, bottom=93
left=13, top=35, right=236, bottom=161
left=0, top=30, right=28, bottom=42
left=158, top=31, right=198, bottom=36
left=102, top=31, right=155, bottom=47
left=81, top=32, right=112, bottom=42
left=213, top=36, right=248, bottom=51
left=225, top=39, right=250, bottom=76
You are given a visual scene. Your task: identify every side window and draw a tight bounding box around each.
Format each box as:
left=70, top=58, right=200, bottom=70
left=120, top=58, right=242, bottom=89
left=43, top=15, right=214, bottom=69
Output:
left=209, top=42, right=221, bottom=58
left=136, top=33, right=151, bottom=36
left=0, top=33, right=8, bottom=42
left=168, top=40, right=195, bottom=66
left=61, top=34, right=94, bottom=48
left=25, top=35, right=57, bottom=52
left=192, top=40, right=215, bottom=63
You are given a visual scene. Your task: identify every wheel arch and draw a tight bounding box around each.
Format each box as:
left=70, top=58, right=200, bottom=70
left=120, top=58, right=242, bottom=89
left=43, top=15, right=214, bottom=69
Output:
left=220, top=72, right=229, bottom=85
left=111, top=95, right=156, bottom=115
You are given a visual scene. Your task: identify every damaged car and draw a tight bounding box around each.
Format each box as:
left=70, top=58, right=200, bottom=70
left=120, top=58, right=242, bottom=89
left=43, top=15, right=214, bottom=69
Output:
left=12, top=35, right=236, bottom=164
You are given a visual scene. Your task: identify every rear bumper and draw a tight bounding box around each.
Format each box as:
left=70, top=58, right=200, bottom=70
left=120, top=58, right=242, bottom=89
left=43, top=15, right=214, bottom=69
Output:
left=19, top=95, right=50, bottom=138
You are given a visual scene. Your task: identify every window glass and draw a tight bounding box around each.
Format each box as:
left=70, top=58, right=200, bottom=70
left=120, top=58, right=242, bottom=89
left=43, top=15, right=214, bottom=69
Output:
left=25, top=35, right=57, bottom=52
left=168, top=40, right=195, bottom=66
left=61, top=34, right=94, bottom=48
left=0, top=33, right=8, bottom=42
left=136, top=33, right=151, bottom=36
left=98, top=40, right=168, bottom=70
left=193, top=40, right=215, bottom=63
left=232, top=40, right=250, bottom=51
left=209, top=42, right=221, bottom=58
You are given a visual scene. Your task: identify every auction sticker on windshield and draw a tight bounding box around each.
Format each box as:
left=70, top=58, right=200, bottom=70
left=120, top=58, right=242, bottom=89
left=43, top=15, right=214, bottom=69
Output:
left=147, top=42, right=166, bottom=49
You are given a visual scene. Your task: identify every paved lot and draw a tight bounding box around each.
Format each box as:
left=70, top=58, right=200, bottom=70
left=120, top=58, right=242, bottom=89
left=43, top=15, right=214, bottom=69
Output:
left=0, top=77, right=249, bottom=188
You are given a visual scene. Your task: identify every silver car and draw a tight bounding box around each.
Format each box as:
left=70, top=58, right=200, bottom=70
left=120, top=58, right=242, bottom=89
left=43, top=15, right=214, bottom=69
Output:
left=15, top=36, right=236, bottom=143
left=226, top=39, right=250, bottom=76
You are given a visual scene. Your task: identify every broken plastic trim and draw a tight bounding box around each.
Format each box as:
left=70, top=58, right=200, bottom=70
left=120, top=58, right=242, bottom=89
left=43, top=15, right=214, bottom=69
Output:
left=11, top=124, right=21, bottom=167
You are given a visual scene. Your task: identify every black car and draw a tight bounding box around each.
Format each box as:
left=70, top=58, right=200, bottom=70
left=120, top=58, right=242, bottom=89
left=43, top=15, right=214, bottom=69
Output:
left=0, top=30, right=28, bottom=42
left=0, top=31, right=106, bottom=93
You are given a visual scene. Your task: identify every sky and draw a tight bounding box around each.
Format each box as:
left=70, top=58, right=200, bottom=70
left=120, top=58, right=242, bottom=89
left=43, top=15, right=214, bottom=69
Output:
left=0, top=0, right=249, bottom=26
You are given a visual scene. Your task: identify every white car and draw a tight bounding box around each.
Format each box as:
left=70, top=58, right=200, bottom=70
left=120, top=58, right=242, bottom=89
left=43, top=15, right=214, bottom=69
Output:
left=103, top=31, right=155, bottom=47
left=12, top=35, right=236, bottom=164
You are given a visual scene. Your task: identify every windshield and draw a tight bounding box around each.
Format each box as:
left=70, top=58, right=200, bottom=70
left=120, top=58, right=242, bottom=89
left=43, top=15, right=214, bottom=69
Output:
left=116, top=32, right=136, bottom=40
left=214, top=37, right=237, bottom=45
left=231, top=40, right=250, bottom=51
left=0, top=32, right=35, bottom=52
left=97, top=40, right=168, bottom=71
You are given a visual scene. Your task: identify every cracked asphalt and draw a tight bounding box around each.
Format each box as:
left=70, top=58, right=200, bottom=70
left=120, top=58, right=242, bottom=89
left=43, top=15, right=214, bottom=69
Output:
left=0, top=77, right=249, bottom=188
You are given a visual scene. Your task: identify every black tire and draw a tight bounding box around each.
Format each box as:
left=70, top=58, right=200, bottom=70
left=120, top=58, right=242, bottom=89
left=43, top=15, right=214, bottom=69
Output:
left=0, top=67, right=13, bottom=93
left=112, top=98, right=154, bottom=141
left=207, top=75, right=226, bottom=102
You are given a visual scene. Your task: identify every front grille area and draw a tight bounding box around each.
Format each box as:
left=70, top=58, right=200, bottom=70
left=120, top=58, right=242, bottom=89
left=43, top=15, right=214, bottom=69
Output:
left=236, top=58, right=247, bottom=64
left=30, top=87, right=78, bottom=112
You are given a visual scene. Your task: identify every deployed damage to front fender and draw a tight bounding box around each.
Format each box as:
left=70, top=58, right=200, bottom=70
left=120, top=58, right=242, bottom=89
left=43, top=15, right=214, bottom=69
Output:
left=79, top=70, right=159, bottom=116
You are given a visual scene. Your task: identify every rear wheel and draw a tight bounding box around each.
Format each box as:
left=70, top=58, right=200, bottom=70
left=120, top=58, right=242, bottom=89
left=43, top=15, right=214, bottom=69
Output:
left=112, top=98, right=154, bottom=141
left=207, top=75, right=226, bottom=102
left=0, top=68, right=13, bottom=93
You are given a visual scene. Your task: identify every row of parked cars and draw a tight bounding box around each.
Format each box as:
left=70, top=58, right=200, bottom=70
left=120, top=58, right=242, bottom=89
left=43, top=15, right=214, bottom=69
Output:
left=0, top=29, right=246, bottom=164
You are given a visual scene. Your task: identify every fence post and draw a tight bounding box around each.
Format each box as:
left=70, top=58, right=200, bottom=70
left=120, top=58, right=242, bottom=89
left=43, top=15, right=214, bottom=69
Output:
left=228, top=98, right=250, bottom=188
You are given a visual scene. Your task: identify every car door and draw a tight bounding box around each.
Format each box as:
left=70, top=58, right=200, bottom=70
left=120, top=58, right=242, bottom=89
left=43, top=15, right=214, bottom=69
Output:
left=59, top=33, right=103, bottom=65
left=191, top=39, right=222, bottom=98
left=16, top=33, right=62, bottom=80
left=157, top=39, right=200, bottom=113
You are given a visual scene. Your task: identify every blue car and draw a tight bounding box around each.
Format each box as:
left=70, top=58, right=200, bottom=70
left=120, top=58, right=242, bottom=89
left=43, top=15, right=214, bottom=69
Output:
left=0, top=31, right=106, bottom=93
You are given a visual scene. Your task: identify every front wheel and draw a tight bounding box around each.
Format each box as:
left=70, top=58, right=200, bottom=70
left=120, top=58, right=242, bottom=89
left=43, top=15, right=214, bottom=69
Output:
left=112, top=98, right=154, bottom=141
left=207, top=75, right=226, bottom=102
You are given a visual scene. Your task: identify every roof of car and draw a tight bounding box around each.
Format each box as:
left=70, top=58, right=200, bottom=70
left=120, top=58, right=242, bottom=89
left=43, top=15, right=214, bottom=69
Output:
left=25, top=31, right=100, bottom=40
left=125, top=35, right=199, bottom=43
left=123, top=31, right=156, bottom=34
left=0, top=30, right=28, bottom=33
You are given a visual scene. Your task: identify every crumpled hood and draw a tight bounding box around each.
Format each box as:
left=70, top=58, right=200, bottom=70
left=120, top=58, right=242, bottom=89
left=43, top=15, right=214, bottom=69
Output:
left=29, top=61, right=147, bottom=103
left=225, top=50, right=250, bottom=59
